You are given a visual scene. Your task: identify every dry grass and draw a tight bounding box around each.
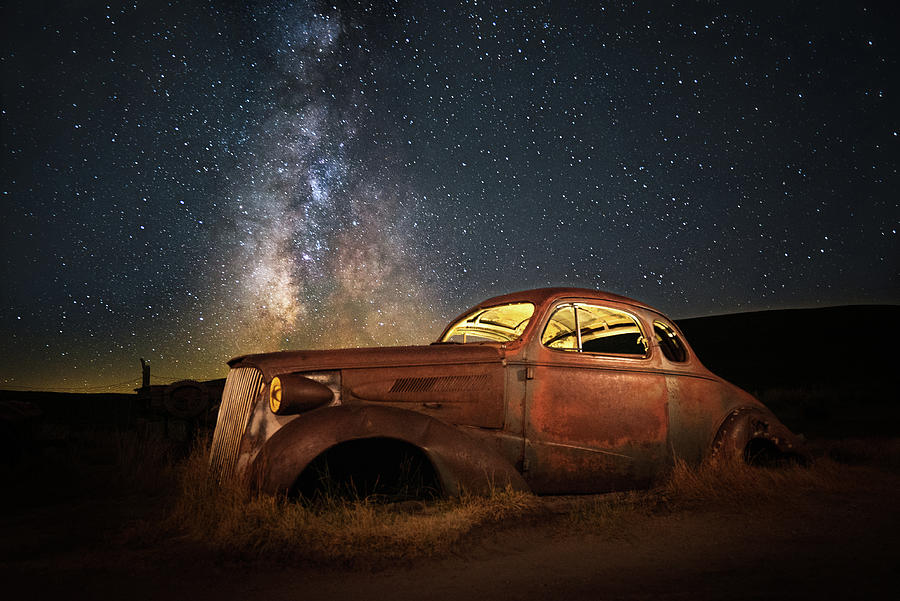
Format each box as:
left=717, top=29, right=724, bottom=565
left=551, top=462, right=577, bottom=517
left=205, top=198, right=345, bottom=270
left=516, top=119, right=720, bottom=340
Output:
left=1, top=428, right=180, bottom=516
left=132, top=435, right=900, bottom=565
left=6, top=427, right=897, bottom=571
left=564, top=490, right=651, bottom=535
left=568, top=441, right=900, bottom=533
left=162, top=444, right=537, bottom=566
left=110, top=430, right=179, bottom=491
left=660, top=455, right=843, bottom=508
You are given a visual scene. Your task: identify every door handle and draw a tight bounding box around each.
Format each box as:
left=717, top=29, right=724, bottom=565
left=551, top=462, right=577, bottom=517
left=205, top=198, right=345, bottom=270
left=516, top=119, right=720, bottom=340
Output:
left=422, top=402, right=443, bottom=409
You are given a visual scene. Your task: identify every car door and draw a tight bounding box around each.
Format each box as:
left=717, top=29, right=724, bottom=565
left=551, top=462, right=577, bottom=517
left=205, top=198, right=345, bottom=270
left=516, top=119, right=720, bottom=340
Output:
left=522, top=302, right=669, bottom=493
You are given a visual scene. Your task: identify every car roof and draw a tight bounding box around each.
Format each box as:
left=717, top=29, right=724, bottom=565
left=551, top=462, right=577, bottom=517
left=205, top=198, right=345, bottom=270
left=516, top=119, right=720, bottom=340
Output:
left=472, top=287, right=656, bottom=312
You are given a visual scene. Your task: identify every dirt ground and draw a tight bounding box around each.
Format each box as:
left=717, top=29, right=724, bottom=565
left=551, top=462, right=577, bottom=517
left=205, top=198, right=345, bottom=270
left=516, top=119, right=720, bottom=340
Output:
left=3, top=454, right=898, bottom=601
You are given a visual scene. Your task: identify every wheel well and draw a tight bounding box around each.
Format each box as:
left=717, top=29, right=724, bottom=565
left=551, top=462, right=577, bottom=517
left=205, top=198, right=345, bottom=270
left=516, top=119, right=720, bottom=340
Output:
left=743, top=438, right=780, bottom=465
left=292, top=437, right=443, bottom=501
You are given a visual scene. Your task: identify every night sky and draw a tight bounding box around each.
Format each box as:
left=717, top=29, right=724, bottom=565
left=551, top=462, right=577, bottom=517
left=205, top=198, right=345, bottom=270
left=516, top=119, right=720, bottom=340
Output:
left=2, top=1, right=897, bottom=392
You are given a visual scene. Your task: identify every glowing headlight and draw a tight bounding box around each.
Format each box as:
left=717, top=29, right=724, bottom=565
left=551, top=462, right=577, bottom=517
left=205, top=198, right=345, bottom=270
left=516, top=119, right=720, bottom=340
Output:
left=268, top=376, right=284, bottom=413
left=268, top=372, right=338, bottom=415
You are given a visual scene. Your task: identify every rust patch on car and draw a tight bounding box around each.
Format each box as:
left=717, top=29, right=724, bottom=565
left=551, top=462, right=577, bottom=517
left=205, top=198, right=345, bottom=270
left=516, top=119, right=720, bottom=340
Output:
left=211, top=287, right=806, bottom=496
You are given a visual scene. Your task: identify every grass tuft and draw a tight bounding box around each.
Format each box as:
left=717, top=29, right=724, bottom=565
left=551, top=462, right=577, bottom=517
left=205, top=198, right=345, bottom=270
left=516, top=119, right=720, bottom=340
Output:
left=162, top=443, right=537, bottom=566
left=568, top=448, right=896, bottom=532
left=659, top=455, right=836, bottom=508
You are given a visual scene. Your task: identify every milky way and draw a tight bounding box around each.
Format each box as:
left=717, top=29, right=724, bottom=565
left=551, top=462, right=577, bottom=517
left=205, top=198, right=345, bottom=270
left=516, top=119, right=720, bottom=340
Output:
left=1, top=1, right=897, bottom=391
left=213, top=4, right=440, bottom=354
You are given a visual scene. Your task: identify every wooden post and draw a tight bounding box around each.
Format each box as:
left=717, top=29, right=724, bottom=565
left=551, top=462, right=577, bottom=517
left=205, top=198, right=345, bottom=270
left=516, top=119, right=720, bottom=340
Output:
left=140, top=358, right=150, bottom=389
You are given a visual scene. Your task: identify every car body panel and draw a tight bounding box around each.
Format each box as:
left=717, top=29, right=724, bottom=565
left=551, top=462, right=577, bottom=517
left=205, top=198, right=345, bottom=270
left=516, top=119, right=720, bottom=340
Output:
left=249, top=404, right=529, bottom=496
left=524, top=357, right=669, bottom=493
left=343, top=361, right=506, bottom=429
left=210, top=287, right=806, bottom=496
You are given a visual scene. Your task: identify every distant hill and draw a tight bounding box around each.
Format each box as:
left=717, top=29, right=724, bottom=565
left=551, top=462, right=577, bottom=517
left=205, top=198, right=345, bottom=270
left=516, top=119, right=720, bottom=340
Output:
left=676, top=305, right=898, bottom=393
left=677, top=305, right=899, bottom=436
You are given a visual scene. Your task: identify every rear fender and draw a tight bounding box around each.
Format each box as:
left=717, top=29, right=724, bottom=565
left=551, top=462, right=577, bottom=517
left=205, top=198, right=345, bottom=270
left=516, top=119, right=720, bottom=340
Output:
left=248, top=405, right=529, bottom=496
left=711, top=406, right=807, bottom=462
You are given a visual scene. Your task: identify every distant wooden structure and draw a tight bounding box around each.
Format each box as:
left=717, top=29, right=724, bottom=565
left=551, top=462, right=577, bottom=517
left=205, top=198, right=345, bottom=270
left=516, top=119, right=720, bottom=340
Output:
left=135, top=369, right=226, bottom=441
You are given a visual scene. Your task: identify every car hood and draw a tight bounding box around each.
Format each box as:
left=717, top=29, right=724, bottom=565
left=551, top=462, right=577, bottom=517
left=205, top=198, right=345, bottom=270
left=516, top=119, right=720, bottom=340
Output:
left=228, top=343, right=506, bottom=380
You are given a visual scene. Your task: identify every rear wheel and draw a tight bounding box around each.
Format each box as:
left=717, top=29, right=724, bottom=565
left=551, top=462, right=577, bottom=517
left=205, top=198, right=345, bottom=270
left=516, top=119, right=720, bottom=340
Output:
left=712, top=407, right=808, bottom=466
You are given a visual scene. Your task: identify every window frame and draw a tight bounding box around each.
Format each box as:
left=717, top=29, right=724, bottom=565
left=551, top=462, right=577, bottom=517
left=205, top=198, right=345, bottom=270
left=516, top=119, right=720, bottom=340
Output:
left=440, top=302, right=536, bottom=344
left=540, top=302, right=650, bottom=359
left=652, top=320, right=688, bottom=363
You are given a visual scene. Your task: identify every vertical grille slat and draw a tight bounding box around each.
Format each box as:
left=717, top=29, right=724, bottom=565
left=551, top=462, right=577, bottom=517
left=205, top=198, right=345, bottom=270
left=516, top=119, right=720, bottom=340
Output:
left=209, top=367, right=264, bottom=481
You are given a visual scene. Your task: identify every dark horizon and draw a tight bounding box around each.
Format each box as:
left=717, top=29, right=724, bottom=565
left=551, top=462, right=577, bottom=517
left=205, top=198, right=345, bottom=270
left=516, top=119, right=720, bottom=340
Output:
left=0, top=302, right=895, bottom=394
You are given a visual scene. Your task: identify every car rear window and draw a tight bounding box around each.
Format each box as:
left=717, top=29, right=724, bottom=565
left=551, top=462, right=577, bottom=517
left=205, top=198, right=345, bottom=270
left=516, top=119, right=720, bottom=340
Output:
left=653, top=321, right=688, bottom=362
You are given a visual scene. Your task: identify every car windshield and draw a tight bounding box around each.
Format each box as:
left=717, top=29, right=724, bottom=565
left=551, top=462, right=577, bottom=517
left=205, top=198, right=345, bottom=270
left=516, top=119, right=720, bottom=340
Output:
left=440, top=302, right=535, bottom=343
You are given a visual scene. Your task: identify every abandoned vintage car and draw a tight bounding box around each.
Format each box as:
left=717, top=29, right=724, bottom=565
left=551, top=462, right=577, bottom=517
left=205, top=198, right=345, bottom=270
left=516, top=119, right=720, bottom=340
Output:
left=209, top=287, right=804, bottom=497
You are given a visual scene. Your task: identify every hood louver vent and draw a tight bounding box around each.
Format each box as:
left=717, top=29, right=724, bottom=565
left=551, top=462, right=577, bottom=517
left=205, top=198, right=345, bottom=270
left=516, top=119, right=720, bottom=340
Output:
left=389, top=374, right=490, bottom=393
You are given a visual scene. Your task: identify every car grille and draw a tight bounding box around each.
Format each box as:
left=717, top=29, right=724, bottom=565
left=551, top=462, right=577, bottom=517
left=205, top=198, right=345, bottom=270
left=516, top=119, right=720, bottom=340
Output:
left=209, top=367, right=265, bottom=481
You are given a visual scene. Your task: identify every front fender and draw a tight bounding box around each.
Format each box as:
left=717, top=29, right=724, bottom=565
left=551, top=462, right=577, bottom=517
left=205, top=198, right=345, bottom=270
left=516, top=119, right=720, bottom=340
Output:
left=248, top=404, right=530, bottom=496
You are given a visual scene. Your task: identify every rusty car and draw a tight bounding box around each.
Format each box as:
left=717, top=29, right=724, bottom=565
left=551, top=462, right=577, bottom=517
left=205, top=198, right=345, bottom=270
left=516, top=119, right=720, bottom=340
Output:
left=209, top=287, right=804, bottom=497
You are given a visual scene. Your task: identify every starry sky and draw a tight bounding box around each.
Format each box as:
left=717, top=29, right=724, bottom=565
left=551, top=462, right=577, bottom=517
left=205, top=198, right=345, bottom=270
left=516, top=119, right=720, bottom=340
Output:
left=2, top=1, right=897, bottom=392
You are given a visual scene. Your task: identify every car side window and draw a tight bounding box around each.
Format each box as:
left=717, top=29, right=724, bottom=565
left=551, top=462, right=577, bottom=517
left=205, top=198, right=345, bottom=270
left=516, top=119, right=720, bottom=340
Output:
left=540, top=305, right=578, bottom=350
left=577, top=304, right=647, bottom=356
left=541, top=303, right=647, bottom=357
left=653, top=321, right=687, bottom=362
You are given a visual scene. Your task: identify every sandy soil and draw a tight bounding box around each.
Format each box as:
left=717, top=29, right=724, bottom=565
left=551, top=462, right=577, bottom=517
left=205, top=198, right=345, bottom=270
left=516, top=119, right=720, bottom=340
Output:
left=4, top=463, right=897, bottom=601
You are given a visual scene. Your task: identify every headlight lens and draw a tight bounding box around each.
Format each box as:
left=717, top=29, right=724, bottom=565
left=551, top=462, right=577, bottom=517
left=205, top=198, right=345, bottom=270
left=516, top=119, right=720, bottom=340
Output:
left=268, top=371, right=339, bottom=415
left=269, top=376, right=284, bottom=413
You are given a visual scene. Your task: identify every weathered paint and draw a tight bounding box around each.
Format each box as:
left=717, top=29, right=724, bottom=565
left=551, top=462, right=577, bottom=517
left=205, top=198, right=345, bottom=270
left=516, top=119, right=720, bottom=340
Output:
left=249, top=405, right=529, bottom=495
left=212, top=287, right=806, bottom=496
left=524, top=356, right=668, bottom=492
left=344, top=361, right=506, bottom=428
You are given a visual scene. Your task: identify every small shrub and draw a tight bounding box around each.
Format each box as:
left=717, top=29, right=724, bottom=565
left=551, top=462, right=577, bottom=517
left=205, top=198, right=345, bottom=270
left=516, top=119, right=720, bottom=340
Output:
left=660, top=453, right=859, bottom=512
left=569, top=452, right=863, bottom=531
left=566, top=490, right=651, bottom=534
